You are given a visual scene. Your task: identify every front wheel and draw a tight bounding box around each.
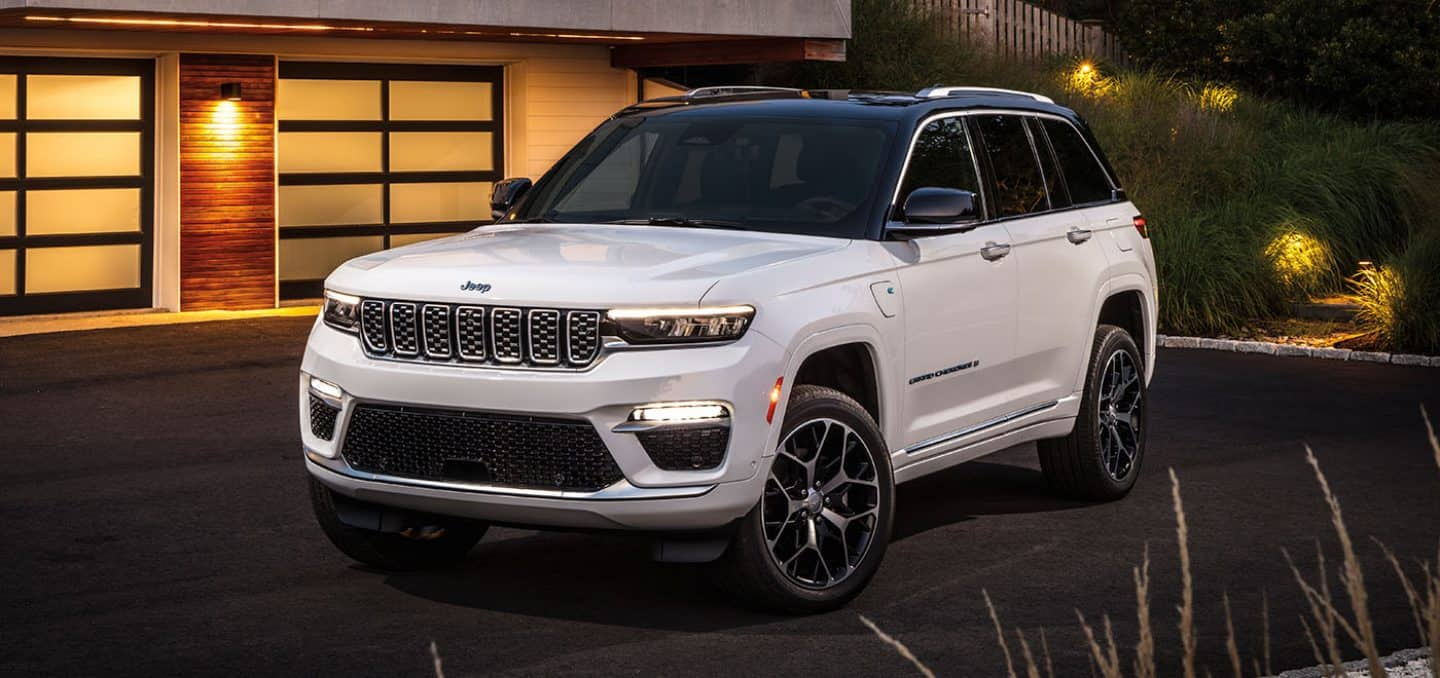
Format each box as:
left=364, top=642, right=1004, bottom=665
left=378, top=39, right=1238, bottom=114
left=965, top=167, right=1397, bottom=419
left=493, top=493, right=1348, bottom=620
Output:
left=711, top=385, right=894, bottom=614
left=1038, top=324, right=1147, bottom=500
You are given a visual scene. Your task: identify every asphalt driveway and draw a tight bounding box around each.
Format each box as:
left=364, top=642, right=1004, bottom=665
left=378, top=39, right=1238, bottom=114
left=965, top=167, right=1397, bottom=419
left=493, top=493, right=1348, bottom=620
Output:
left=2, top=317, right=1438, bottom=677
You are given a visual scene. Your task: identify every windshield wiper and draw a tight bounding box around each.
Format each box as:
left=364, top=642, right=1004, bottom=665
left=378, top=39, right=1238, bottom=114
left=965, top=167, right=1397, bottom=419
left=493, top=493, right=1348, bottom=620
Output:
left=606, top=217, right=751, bottom=231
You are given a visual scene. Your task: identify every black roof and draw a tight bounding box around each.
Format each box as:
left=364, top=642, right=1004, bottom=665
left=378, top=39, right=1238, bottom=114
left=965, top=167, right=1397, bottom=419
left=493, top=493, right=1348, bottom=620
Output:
left=613, top=88, right=1085, bottom=128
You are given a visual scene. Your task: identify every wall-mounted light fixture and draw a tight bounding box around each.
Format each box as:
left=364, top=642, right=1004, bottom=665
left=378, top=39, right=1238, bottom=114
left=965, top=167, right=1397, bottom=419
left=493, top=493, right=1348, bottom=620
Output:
left=220, top=82, right=242, bottom=101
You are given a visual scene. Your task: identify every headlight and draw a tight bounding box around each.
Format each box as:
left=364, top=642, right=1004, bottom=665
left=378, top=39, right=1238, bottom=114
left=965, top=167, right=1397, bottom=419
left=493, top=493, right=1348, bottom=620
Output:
left=322, top=290, right=361, bottom=333
left=607, top=305, right=754, bottom=344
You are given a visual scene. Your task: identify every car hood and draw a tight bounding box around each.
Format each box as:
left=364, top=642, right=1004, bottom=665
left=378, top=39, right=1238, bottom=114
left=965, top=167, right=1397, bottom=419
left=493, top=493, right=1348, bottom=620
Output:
left=325, top=223, right=850, bottom=307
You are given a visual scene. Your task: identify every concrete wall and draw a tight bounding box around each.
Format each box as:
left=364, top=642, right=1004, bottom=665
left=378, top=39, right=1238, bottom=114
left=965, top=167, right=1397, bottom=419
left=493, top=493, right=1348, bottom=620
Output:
left=1, top=0, right=853, bottom=38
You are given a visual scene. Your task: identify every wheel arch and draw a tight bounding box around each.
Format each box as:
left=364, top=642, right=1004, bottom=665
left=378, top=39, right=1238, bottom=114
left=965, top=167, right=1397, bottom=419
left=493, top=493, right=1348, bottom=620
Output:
left=777, top=325, right=897, bottom=451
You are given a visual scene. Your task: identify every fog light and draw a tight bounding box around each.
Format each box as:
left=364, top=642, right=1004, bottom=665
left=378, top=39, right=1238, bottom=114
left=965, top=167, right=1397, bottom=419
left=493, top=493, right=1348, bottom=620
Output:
left=630, top=402, right=729, bottom=423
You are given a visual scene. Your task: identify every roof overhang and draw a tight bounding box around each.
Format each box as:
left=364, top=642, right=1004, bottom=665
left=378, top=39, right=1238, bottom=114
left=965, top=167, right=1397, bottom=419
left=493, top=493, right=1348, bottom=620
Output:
left=0, top=1, right=850, bottom=64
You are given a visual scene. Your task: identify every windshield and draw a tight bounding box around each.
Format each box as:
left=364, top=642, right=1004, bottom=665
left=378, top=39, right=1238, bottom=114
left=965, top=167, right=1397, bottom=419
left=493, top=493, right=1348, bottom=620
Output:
left=509, top=114, right=896, bottom=238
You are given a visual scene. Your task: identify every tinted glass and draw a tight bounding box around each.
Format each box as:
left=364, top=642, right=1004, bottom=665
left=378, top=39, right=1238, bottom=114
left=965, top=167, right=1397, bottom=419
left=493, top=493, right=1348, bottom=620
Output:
left=1027, top=117, right=1070, bottom=208
left=896, top=117, right=981, bottom=218
left=974, top=114, right=1048, bottom=217
left=512, top=115, right=895, bottom=238
left=1041, top=118, right=1113, bottom=204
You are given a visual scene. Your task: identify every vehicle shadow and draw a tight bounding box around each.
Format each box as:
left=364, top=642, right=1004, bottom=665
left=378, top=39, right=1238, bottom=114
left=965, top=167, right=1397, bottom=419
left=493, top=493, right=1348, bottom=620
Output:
left=382, top=453, right=1086, bottom=630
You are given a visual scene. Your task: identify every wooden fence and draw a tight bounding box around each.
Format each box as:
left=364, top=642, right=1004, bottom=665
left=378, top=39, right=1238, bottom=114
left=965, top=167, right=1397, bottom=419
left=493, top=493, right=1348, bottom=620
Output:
left=910, top=0, right=1126, bottom=64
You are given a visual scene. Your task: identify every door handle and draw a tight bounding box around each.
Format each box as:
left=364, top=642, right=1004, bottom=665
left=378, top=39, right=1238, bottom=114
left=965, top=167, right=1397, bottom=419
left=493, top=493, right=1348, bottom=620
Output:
left=980, top=242, right=1012, bottom=261
left=1067, top=228, right=1093, bottom=244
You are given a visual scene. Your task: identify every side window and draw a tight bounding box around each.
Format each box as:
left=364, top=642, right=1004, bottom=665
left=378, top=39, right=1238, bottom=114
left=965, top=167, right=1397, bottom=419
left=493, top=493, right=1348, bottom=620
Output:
left=1040, top=118, right=1113, bottom=205
left=896, top=117, right=981, bottom=218
left=1026, top=117, right=1070, bottom=209
left=974, top=114, right=1048, bottom=217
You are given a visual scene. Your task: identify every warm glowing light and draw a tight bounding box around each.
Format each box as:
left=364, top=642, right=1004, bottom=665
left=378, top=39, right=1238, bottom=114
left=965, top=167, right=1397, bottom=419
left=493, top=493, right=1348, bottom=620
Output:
left=1266, top=231, right=1331, bottom=294
left=1197, top=84, right=1239, bottom=112
left=26, top=14, right=373, bottom=32
left=309, top=376, right=343, bottom=400
left=766, top=377, right=784, bottom=424
left=506, top=31, right=646, bottom=41
left=1065, top=60, right=1112, bottom=98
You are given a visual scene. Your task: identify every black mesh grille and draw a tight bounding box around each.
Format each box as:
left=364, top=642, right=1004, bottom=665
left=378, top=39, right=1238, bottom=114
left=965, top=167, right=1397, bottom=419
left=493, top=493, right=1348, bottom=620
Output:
left=309, top=395, right=339, bottom=441
left=637, top=425, right=730, bottom=470
left=390, top=303, right=419, bottom=355
left=528, top=310, right=560, bottom=364
left=360, top=300, right=388, bottom=352
left=354, top=299, right=602, bottom=369
left=567, top=311, right=600, bottom=363
left=341, top=404, right=624, bottom=491
left=491, top=308, right=523, bottom=363
left=456, top=306, right=486, bottom=361
left=422, top=305, right=452, bottom=358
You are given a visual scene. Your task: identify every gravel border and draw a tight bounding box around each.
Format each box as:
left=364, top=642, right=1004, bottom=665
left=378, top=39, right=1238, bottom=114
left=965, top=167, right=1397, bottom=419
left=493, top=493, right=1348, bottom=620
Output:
left=1274, top=646, right=1432, bottom=678
left=1157, top=335, right=1440, bottom=367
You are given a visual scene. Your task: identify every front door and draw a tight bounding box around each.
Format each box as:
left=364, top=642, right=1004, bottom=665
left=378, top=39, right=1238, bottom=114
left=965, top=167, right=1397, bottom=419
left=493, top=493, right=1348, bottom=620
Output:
left=892, top=116, right=1020, bottom=452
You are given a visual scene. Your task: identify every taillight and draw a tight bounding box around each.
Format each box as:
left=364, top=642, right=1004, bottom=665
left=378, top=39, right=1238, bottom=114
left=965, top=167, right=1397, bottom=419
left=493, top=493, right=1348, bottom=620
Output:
left=1133, top=215, right=1148, bottom=239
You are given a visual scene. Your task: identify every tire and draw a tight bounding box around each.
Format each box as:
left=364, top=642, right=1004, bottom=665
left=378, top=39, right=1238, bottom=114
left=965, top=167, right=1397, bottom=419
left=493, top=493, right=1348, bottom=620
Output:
left=309, top=476, right=488, bottom=571
left=711, top=384, right=894, bottom=614
left=1038, top=324, right=1147, bottom=501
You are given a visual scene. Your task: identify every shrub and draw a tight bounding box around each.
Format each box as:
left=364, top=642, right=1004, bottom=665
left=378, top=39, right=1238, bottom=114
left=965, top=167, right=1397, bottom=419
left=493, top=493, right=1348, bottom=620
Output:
left=1349, top=236, right=1440, bottom=353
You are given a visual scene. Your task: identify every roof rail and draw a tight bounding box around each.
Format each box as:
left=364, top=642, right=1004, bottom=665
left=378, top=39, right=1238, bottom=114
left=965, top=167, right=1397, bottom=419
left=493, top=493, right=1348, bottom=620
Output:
left=915, top=86, right=1055, bottom=105
left=684, top=86, right=807, bottom=99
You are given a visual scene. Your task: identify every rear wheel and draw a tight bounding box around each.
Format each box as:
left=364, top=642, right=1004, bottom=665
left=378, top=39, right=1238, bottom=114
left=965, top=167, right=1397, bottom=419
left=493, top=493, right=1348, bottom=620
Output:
left=309, top=477, right=487, bottom=571
left=1038, top=324, right=1147, bottom=500
left=712, top=385, right=894, bottom=614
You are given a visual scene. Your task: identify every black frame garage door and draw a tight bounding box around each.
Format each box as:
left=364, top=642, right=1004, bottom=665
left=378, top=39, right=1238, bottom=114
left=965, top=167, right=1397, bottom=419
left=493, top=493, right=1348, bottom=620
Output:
left=0, top=57, right=154, bottom=316
left=277, top=62, right=504, bottom=299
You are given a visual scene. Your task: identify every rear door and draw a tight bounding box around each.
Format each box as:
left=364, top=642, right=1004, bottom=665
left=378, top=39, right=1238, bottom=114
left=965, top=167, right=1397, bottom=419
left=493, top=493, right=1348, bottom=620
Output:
left=974, top=113, right=1110, bottom=408
left=893, top=115, right=1020, bottom=453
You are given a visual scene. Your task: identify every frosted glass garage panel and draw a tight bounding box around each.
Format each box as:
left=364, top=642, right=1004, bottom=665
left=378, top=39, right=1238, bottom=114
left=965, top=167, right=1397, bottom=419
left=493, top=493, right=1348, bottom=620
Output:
left=280, top=235, right=383, bottom=281
left=27, top=132, right=140, bottom=177
left=0, top=191, right=14, bottom=237
left=0, top=74, right=15, bottom=119
left=26, top=244, right=141, bottom=293
left=279, top=184, right=383, bottom=227
left=390, top=181, right=491, bottom=224
left=27, top=188, right=140, bottom=235
left=0, top=133, right=14, bottom=177
left=27, top=75, right=141, bottom=120
left=278, top=132, right=381, bottom=173
left=389, top=81, right=493, bottom=121
left=0, top=249, right=13, bottom=295
left=390, top=132, right=492, bottom=172
left=390, top=232, right=456, bottom=248
left=278, top=79, right=381, bottom=120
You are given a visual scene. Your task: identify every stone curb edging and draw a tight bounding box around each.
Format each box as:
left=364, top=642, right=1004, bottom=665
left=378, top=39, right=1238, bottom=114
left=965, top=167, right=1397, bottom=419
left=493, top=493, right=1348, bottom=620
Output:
left=1156, top=335, right=1440, bottom=367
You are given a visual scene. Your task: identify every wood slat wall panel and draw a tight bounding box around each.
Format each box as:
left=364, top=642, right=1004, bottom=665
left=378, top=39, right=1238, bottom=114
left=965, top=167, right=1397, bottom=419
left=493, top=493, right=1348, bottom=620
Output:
left=179, top=53, right=276, bottom=311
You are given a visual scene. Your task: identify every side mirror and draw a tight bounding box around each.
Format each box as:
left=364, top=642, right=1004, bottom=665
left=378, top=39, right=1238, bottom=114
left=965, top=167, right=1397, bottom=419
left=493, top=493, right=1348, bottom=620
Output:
left=898, top=187, right=979, bottom=226
left=490, top=178, right=533, bottom=220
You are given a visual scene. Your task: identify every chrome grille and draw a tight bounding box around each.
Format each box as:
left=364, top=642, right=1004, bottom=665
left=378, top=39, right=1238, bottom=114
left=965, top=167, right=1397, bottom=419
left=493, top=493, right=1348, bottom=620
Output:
left=491, top=308, right=523, bottom=363
left=354, top=298, right=602, bottom=369
left=360, top=300, right=387, bottom=352
left=528, top=309, right=560, bottom=365
left=422, top=305, right=452, bottom=359
left=390, top=302, right=419, bottom=356
left=455, top=306, right=486, bottom=361
left=567, top=311, right=600, bottom=364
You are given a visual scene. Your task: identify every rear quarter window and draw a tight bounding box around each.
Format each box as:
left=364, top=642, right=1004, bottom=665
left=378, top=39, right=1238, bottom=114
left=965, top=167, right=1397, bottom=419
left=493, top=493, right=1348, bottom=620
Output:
left=1040, top=119, right=1113, bottom=205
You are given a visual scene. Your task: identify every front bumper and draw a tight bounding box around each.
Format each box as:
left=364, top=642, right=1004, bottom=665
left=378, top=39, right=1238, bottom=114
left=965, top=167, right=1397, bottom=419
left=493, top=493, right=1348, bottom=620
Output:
left=299, top=319, right=787, bottom=530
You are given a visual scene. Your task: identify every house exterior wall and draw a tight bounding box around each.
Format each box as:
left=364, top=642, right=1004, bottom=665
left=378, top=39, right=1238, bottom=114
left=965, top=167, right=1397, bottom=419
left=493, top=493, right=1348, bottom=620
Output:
left=0, top=28, right=635, bottom=312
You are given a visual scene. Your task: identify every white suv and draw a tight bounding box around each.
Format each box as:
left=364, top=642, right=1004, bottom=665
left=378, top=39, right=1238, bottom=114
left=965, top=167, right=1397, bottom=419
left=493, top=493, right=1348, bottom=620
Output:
left=300, top=86, right=1157, bottom=613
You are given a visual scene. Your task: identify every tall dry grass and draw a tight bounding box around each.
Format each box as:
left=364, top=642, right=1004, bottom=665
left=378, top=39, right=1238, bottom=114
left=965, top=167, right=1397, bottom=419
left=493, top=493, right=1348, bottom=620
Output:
left=985, top=406, right=1440, bottom=677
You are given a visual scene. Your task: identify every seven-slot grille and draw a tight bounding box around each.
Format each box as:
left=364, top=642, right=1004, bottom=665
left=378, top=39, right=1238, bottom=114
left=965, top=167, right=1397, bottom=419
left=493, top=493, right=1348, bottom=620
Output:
left=357, top=298, right=602, bottom=369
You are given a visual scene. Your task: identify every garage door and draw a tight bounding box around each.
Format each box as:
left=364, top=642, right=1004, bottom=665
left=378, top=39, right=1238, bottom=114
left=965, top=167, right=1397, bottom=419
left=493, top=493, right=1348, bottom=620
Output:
left=0, top=57, right=154, bottom=316
left=276, top=62, right=503, bottom=299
